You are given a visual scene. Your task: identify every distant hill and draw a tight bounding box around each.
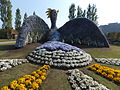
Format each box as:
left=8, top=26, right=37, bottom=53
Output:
left=99, top=23, right=120, bottom=34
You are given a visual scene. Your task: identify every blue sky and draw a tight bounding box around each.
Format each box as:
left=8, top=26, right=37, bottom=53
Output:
left=0, top=0, right=120, bottom=28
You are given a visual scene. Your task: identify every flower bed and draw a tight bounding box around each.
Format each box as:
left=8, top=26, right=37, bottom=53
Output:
left=27, top=41, right=92, bottom=68
left=1, top=65, right=50, bottom=90
left=95, top=58, right=120, bottom=66
left=67, top=69, right=109, bottom=90
left=88, top=64, right=120, bottom=83
left=0, top=59, right=29, bottom=71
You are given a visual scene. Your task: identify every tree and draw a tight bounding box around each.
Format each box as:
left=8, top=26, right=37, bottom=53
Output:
left=82, top=10, right=86, bottom=18
left=15, top=8, right=21, bottom=31
left=23, top=12, right=27, bottom=21
left=0, top=0, right=12, bottom=29
left=77, top=6, right=83, bottom=18
left=68, top=3, right=76, bottom=20
left=6, top=0, right=12, bottom=29
left=33, top=11, right=36, bottom=15
left=87, top=4, right=98, bottom=24
left=0, top=0, right=12, bottom=39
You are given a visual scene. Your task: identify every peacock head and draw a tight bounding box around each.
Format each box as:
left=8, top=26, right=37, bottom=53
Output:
left=46, top=8, right=59, bottom=29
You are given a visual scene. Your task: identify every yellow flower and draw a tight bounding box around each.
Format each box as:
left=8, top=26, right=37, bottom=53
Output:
left=31, top=82, right=39, bottom=89
left=10, top=80, right=19, bottom=89
left=34, top=73, right=40, bottom=78
left=18, top=78, right=25, bottom=84
left=113, top=77, right=120, bottom=83
left=31, top=71, right=37, bottom=75
left=37, top=71, right=43, bottom=75
left=36, top=79, right=42, bottom=85
left=28, top=89, right=34, bottom=90
left=16, top=84, right=27, bottom=90
left=102, top=72, right=107, bottom=77
left=41, top=75, right=46, bottom=80
left=42, top=72, right=47, bottom=76
left=25, top=80, right=31, bottom=86
left=42, top=69, right=46, bottom=73
left=117, top=73, right=120, bottom=77
left=107, top=74, right=114, bottom=80
left=1, top=86, right=10, bottom=90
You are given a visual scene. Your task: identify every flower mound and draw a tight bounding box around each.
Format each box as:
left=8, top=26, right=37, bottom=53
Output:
left=88, top=64, right=120, bottom=83
left=67, top=69, right=109, bottom=90
left=27, top=41, right=92, bottom=68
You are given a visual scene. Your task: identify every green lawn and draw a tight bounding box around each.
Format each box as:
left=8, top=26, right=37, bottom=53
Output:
left=0, top=63, right=40, bottom=88
left=83, top=45, right=120, bottom=58
left=0, top=43, right=120, bottom=90
left=0, top=43, right=41, bottom=59
left=0, top=39, right=15, bottom=42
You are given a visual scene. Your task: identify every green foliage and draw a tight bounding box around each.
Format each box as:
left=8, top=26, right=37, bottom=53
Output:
left=77, top=6, right=83, bottom=18
left=107, top=32, right=120, bottom=42
left=23, top=12, right=27, bottom=21
left=68, top=3, right=76, bottom=20
left=0, top=0, right=12, bottom=29
left=68, top=3, right=98, bottom=24
left=33, top=11, right=36, bottom=15
left=0, top=29, right=7, bottom=39
left=87, top=4, right=98, bottom=24
left=15, top=8, right=21, bottom=31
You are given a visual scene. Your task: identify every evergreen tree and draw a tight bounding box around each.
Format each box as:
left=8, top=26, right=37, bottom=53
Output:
left=15, top=8, right=21, bottom=31
left=87, top=4, right=98, bottom=24
left=23, top=13, right=27, bottom=21
left=68, top=3, right=76, bottom=20
left=87, top=4, right=92, bottom=20
left=91, top=4, right=98, bottom=24
left=0, top=0, right=12, bottom=39
left=0, top=0, right=12, bottom=29
left=6, top=0, right=12, bottom=29
left=33, top=11, right=36, bottom=15
left=82, top=10, right=86, bottom=18
left=77, top=6, right=83, bottom=18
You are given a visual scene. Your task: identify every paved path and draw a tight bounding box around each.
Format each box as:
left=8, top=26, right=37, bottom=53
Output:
left=0, top=41, right=16, bottom=44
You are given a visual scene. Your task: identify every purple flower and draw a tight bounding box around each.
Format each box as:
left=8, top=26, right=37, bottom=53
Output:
left=36, top=41, right=84, bottom=52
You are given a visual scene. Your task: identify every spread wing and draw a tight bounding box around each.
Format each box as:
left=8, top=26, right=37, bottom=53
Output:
left=15, top=15, right=50, bottom=48
left=57, top=18, right=109, bottom=47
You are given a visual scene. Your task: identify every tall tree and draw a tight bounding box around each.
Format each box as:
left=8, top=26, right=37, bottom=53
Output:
left=87, top=4, right=98, bottom=24
left=33, top=11, right=36, bottom=15
left=0, top=0, right=12, bottom=29
left=0, top=0, right=12, bottom=39
left=82, top=10, right=86, bottom=18
left=68, top=3, right=76, bottom=20
left=6, top=0, right=12, bottom=29
left=15, top=8, right=21, bottom=31
left=77, top=6, right=83, bottom=18
left=23, top=12, right=27, bottom=21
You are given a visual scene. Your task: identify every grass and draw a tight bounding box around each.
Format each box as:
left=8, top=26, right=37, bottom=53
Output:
left=0, top=63, right=40, bottom=88
left=42, top=69, right=72, bottom=90
left=0, top=43, right=120, bottom=89
left=82, top=69, right=120, bottom=90
left=83, top=45, right=120, bottom=58
left=0, top=39, right=15, bottom=42
left=0, top=43, right=41, bottom=59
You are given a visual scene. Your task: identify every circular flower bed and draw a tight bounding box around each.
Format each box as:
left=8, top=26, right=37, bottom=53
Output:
left=67, top=69, right=109, bottom=90
left=27, top=41, right=92, bottom=68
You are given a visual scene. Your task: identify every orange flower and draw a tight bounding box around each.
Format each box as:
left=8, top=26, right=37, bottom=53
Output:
left=41, top=75, right=46, bottom=80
